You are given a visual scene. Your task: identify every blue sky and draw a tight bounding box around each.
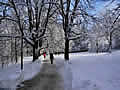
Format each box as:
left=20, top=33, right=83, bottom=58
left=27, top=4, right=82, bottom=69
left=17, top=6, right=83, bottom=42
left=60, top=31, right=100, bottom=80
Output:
left=92, top=0, right=120, bottom=14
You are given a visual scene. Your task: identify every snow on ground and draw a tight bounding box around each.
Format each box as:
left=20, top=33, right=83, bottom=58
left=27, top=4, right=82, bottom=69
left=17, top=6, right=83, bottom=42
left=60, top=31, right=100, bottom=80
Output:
left=55, top=55, right=72, bottom=90
left=0, top=56, right=44, bottom=89
left=70, top=51, right=120, bottom=90
left=1, top=51, right=120, bottom=90
left=55, top=50, right=120, bottom=90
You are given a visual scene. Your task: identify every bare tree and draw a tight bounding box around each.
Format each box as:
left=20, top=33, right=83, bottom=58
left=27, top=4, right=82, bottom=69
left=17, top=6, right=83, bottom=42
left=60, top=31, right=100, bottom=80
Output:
left=56, top=0, right=93, bottom=60
left=0, top=0, right=57, bottom=61
left=99, top=7, right=120, bottom=52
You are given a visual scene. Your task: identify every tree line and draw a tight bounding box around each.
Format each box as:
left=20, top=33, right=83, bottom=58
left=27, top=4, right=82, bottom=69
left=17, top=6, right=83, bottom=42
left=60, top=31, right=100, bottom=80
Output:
left=0, top=0, right=120, bottom=63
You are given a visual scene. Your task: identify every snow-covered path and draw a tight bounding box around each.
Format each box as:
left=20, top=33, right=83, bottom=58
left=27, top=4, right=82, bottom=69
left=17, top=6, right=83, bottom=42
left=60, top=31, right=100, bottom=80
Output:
left=17, top=63, right=64, bottom=90
left=0, top=56, right=65, bottom=90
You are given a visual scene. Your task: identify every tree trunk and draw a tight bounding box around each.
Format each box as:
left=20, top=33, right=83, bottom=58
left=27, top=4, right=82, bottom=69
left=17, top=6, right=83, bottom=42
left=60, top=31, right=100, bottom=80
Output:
left=64, top=38, right=69, bottom=60
left=96, top=40, right=99, bottom=53
left=32, top=41, right=39, bottom=62
left=109, top=37, right=112, bottom=53
left=21, top=36, right=23, bottom=70
left=15, top=38, right=18, bottom=63
left=108, top=34, right=112, bottom=53
left=11, top=37, right=13, bottom=62
left=33, top=45, right=36, bottom=62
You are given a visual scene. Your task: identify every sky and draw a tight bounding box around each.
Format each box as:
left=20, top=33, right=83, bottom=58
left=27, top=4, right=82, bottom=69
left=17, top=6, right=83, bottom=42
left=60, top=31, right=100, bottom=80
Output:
left=92, top=0, right=120, bottom=15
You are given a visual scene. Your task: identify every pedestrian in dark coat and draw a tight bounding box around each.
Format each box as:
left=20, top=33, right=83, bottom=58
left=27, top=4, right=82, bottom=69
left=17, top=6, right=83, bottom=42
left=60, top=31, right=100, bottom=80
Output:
left=50, top=53, right=54, bottom=64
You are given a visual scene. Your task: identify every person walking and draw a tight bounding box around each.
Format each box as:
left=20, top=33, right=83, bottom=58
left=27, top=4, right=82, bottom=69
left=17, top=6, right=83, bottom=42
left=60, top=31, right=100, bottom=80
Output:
left=43, top=52, right=46, bottom=59
left=50, top=53, right=54, bottom=64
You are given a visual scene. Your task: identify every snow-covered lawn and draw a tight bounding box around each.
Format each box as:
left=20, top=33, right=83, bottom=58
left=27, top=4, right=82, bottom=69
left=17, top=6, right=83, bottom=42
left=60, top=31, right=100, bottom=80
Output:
left=71, top=51, right=120, bottom=90
left=0, top=56, right=42, bottom=89
left=55, top=50, right=120, bottom=90
left=1, top=51, right=120, bottom=90
left=55, top=56, right=72, bottom=90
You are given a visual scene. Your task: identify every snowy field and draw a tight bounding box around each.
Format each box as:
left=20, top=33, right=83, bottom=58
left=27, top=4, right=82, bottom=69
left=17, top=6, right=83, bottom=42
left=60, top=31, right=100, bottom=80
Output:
left=55, top=50, right=120, bottom=90
left=0, top=51, right=120, bottom=90
left=0, top=54, right=53, bottom=89
left=71, top=51, right=120, bottom=90
left=0, top=56, right=44, bottom=89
